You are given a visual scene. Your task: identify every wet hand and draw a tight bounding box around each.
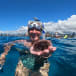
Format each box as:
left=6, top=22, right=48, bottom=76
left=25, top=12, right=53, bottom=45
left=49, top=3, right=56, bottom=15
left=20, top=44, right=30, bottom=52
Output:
left=0, top=53, right=6, bottom=65
left=30, top=40, right=56, bottom=56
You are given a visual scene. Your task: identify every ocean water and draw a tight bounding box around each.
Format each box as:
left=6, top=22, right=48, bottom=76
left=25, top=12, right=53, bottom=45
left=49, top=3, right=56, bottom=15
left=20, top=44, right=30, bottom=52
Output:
left=0, top=36, right=76, bottom=76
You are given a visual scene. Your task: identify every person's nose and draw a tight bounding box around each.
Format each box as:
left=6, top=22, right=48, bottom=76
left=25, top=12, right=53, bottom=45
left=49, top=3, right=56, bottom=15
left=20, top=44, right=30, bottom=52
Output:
left=33, top=29, right=36, bottom=33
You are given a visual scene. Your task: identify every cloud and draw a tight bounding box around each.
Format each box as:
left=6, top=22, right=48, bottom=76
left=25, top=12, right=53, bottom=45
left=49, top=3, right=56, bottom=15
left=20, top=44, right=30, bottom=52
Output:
left=44, top=15, right=76, bottom=33
left=0, top=15, right=76, bottom=34
left=0, top=31, right=3, bottom=33
left=16, top=26, right=28, bottom=34
left=0, top=26, right=28, bottom=34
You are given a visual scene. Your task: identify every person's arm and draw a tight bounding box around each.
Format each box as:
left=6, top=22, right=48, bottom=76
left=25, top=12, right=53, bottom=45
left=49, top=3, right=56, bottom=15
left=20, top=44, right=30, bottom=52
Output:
left=0, top=39, right=27, bottom=69
left=0, top=42, right=15, bottom=70
left=1, top=39, right=28, bottom=55
left=13, top=40, right=31, bottom=47
left=13, top=40, right=31, bottom=53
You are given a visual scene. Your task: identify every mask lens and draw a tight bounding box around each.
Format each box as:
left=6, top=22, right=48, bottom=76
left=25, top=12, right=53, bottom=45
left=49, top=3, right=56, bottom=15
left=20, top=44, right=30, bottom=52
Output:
left=28, top=24, right=41, bottom=30
left=29, top=27, right=42, bottom=32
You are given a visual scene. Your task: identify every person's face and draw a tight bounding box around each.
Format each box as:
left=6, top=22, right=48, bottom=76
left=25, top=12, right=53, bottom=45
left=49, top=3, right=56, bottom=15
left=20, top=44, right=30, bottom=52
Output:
left=29, top=29, right=41, bottom=41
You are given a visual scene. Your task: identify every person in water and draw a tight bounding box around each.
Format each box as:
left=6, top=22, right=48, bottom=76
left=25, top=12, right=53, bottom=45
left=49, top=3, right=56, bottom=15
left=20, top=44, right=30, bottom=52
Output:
left=0, top=19, right=56, bottom=76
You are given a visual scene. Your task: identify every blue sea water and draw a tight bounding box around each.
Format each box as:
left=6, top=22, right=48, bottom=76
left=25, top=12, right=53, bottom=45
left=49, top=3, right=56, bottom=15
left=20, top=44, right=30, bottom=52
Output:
left=0, top=36, right=76, bottom=76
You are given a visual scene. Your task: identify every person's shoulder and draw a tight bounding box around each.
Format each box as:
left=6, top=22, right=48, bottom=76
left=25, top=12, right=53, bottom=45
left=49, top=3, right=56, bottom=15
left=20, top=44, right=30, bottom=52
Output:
left=15, top=39, right=27, bottom=42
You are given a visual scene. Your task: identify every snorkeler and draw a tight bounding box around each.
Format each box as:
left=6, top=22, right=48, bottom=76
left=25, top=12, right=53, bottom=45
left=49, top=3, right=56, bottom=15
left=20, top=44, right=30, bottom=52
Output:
left=0, top=19, right=56, bottom=76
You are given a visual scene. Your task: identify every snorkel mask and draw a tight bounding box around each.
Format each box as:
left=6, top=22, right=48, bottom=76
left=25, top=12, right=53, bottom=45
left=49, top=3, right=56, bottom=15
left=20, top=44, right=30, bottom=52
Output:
left=28, top=20, right=44, bottom=41
left=28, top=21, right=44, bottom=32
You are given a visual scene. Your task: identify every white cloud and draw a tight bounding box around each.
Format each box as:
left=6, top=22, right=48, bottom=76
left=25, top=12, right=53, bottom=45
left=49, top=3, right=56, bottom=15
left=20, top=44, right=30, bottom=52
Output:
left=44, top=15, right=76, bottom=33
left=17, top=26, right=27, bottom=31
left=0, top=15, right=76, bottom=34
left=16, top=26, right=28, bottom=34
left=0, top=26, right=28, bottom=34
left=0, top=31, right=2, bottom=33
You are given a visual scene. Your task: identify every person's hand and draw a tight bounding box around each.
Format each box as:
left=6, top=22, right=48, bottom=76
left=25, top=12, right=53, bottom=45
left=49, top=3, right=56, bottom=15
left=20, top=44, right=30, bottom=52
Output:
left=0, top=53, right=6, bottom=71
left=0, top=53, right=6, bottom=65
left=30, top=40, right=56, bottom=56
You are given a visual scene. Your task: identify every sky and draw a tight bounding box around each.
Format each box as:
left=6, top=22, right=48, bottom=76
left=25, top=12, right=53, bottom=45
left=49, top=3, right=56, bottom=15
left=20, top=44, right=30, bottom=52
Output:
left=0, top=0, right=76, bottom=31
